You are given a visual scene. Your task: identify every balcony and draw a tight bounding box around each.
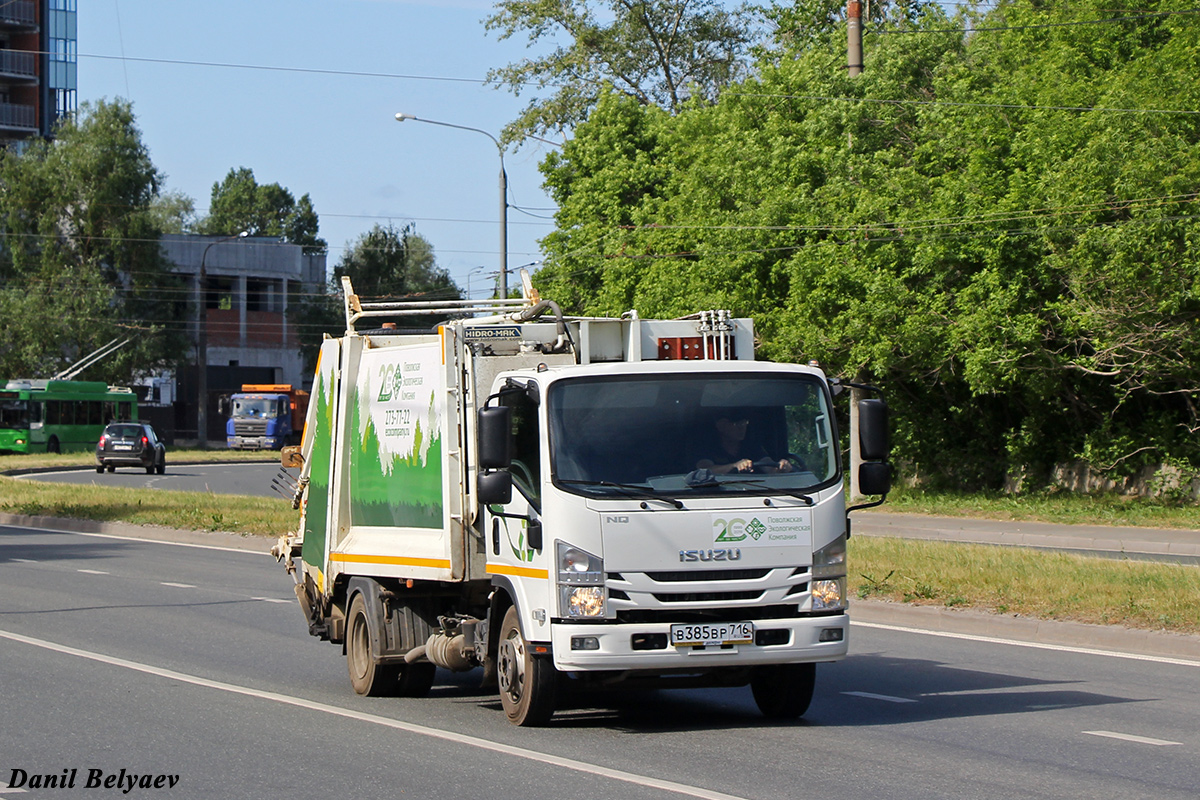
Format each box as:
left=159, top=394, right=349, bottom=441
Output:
left=0, top=50, right=37, bottom=81
left=0, top=1, right=37, bottom=30
left=0, top=102, right=36, bottom=132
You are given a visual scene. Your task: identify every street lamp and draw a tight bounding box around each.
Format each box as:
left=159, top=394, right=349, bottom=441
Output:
left=465, top=265, right=498, bottom=300
left=196, top=231, right=248, bottom=448
left=394, top=112, right=509, bottom=299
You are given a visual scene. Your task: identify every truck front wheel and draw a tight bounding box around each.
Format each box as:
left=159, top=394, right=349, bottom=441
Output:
left=750, top=662, right=816, bottom=719
left=496, top=606, right=557, bottom=726
left=347, top=594, right=399, bottom=696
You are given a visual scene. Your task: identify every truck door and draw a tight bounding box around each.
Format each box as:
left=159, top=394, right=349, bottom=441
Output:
left=486, top=385, right=551, bottom=617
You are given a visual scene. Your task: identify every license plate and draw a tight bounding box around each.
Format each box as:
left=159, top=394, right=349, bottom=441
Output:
left=113, top=444, right=133, bottom=451
left=670, top=622, right=754, bottom=647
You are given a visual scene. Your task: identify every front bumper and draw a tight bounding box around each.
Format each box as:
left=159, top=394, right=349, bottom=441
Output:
left=549, top=613, right=848, bottom=672
left=227, top=436, right=278, bottom=450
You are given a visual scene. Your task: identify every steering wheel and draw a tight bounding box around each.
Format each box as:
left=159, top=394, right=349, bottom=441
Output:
left=784, top=453, right=809, bottom=472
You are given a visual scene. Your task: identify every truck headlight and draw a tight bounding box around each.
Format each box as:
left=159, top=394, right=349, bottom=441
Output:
left=557, top=542, right=607, bottom=618
left=812, top=578, right=846, bottom=611
left=811, top=533, right=847, bottom=611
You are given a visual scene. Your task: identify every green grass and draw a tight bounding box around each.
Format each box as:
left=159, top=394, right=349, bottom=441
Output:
left=1, top=448, right=276, bottom=472
left=871, top=486, right=1200, bottom=530
left=0, top=470, right=296, bottom=535
left=851, top=536, right=1200, bottom=635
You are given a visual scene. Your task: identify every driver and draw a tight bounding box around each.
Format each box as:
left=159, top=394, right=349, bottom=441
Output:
left=695, top=413, right=795, bottom=475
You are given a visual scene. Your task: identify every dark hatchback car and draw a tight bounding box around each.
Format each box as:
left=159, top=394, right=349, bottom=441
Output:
left=96, top=422, right=166, bottom=474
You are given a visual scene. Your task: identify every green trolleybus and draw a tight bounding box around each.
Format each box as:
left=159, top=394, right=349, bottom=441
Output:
left=0, top=380, right=138, bottom=454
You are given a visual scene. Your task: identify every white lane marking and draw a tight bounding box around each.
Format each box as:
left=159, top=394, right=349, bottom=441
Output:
left=251, top=597, right=292, bottom=604
left=0, top=628, right=750, bottom=800
left=76, top=569, right=109, bottom=575
left=11, top=558, right=38, bottom=563
left=1083, top=730, right=1181, bottom=746
left=853, top=621, right=1200, bottom=669
left=161, top=582, right=197, bottom=589
left=841, top=691, right=917, bottom=704
left=0, top=787, right=30, bottom=794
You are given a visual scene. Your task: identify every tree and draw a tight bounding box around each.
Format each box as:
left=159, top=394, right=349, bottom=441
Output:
left=292, top=224, right=460, bottom=371
left=0, top=99, right=188, bottom=383
left=485, top=0, right=756, bottom=141
left=199, top=167, right=326, bottom=253
left=532, top=0, right=1200, bottom=490
left=148, top=190, right=198, bottom=234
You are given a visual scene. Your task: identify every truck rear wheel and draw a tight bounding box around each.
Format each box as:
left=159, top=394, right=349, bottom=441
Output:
left=496, top=606, right=557, bottom=726
left=750, top=662, right=816, bottom=719
left=347, top=594, right=400, bottom=696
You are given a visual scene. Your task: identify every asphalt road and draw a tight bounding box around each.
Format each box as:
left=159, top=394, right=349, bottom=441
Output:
left=18, top=462, right=284, bottom=499
left=2, top=523, right=1197, bottom=799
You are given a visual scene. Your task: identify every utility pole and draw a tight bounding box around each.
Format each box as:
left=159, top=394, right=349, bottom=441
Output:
left=848, top=0, right=863, bottom=77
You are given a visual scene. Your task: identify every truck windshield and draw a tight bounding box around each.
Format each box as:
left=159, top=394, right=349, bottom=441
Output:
left=232, top=398, right=278, bottom=418
left=548, top=373, right=839, bottom=498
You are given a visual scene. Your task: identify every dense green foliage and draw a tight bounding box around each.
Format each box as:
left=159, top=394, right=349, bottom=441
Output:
left=200, top=167, right=326, bottom=254
left=532, top=0, right=1200, bottom=490
left=485, top=0, right=756, bottom=142
left=292, top=223, right=461, bottom=371
left=0, top=100, right=187, bottom=383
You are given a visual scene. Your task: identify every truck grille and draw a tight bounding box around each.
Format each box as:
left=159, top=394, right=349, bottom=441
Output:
left=605, top=565, right=815, bottom=618
left=642, top=569, right=771, bottom=583
left=615, top=605, right=807, bottom=624
left=653, top=590, right=763, bottom=603
left=234, top=420, right=268, bottom=436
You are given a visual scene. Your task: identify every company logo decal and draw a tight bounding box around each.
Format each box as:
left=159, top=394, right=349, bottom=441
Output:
left=712, top=513, right=811, bottom=546
left=376, top=362, right=404, bottom=402
left=464, top=326, right=522, bottom=340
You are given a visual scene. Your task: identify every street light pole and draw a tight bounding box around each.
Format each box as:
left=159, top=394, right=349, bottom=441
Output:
left=394, top=113, right=509, bottom=299
left=196, top=231, right=248, bottom=448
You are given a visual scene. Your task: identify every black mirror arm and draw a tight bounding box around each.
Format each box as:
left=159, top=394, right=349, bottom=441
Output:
left=845, top=492, right=889, bottom=538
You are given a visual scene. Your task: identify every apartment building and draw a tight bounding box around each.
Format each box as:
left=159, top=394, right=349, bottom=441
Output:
left=0, top=0, right=76, bottom=145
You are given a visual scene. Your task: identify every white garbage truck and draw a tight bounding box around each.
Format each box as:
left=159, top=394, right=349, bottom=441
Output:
left=274, top=276, right=890, bottom=725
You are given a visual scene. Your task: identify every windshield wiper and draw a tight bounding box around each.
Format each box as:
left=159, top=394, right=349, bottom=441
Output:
left=558, top=479, right=684, bottom=509
left=683, top=471, right=814, bottom=506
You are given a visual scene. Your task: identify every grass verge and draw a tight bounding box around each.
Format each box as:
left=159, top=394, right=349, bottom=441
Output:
left=0, top=475, right=295, bottom=535
left=870, top=486, right=1200, bottom=530
left=851, top=536, right=1200, bottom=635
left=1, top=449, right=275, bottom=473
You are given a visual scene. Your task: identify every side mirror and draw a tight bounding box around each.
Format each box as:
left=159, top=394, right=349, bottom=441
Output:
left=217, top=396, right=231, bottom=417
left=477, top=469, right=513, bottom=506
left=858, top=398, right=889, bottom=462
left=477, top=405, right=512, bottom=469
left=858, top=461, right=892, bottom=497
left=526, top=518, right=543, bottom=551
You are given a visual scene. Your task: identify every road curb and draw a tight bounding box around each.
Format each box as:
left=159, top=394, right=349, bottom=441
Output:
left=0, top=512, right=273, bottom=553
left=3, top=459, right=275, bottom=477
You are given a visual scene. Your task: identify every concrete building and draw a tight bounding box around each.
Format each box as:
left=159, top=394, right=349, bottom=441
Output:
left=160, top=234, right=327, bottom=442
left=0, top=0, right=76, bottom=145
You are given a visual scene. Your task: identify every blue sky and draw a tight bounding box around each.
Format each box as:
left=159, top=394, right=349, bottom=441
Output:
left=79, top=0, right=562, bottom=298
